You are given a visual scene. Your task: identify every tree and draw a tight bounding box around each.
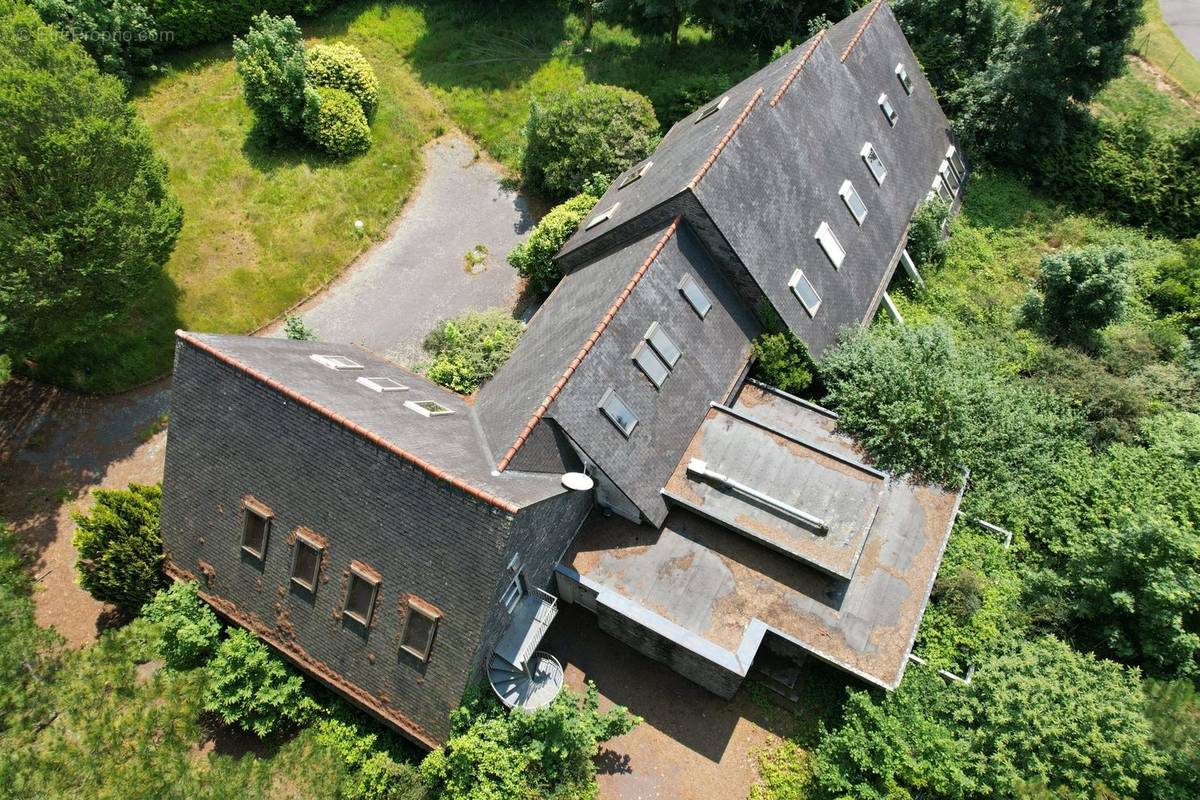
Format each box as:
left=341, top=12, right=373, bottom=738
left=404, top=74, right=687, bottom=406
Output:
left=523, top=83, right=659, bottom=200
left=906, top=197, right=950, bottom=270
left=423, top=309, right=524, bottom=394
left=0, top=0, right=182, bottom=376
left=1020, top=246, right=1129, bottom=345
left=72, top=483, right=165, bottom=612
left=891, top=0, right=1018, bottom=100
left=602, top=0, right=697, bottom=46
left=506, top=192, right=599, bottom=295
left=203, top=628, right=319, bottom=738
left=142, top=581, right=221, bottom=670
left=751, top=332, right=813, bottom=395
left=232, top=12, right=310, bottom=140
left=1143, top=679, right=1200, bottom=800
left=691, top=0, right=851, bottom=52
left=32, top=0, right=161, bottom=86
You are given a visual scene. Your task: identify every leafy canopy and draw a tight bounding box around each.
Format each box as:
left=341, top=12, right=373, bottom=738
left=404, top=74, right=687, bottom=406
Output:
left=507, top=193, right=599, bottom=295
left=72, top=483, right=165, bottom=612
left=142, top=581, right=221, bottom=670
left=1020, top=245, right=1130, bottom=346
left=203, top=628, right=320, bottom=739
left=233, top=12, right=310, bottom=140
left=423, top=309, right=524, bottom=394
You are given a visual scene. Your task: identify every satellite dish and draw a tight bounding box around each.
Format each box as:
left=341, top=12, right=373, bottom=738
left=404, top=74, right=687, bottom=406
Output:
left=561, top=472, right=594, bottom=491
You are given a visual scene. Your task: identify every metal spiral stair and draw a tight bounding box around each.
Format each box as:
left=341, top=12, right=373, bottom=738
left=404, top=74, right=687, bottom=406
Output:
left=488, top=588, right=564, bottom=711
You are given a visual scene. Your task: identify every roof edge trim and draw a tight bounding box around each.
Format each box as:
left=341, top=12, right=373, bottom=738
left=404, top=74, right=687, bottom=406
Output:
left=174, top=330, right=519, bottom=514
left=768, top=30, right=826, bottom=107
left=495, top=217, right=683, bottom=471
left=840, top=0, right=884, bottom=63
left=688, top=87, right=764, bottom=191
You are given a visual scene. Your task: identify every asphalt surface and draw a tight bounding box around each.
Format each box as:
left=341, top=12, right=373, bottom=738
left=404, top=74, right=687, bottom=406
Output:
left=1161, top=0, right=1200, bottom=62
left=292, top=136, right=536, bottom=366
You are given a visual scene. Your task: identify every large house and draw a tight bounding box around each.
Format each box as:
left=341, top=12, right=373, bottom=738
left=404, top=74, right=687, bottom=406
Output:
left=160, top=0, right=968, bottom=748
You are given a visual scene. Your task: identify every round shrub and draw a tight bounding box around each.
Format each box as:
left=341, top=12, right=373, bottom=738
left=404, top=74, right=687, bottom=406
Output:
left=507, top=192, right=599, bottom=295
left=1019, top=245, right=1130, bottom=346
left=142, top=581, right=221, bottom=670
left=72, top=483, right=164, bottom=612
left=303, top=86, right=371, bottom=158
left=306, top=42, right=379, bottom=116
left=423, top=309, right=524, bottom=394
left=203, top=628, right=319, bottom=738
left=523, top=83, right=659, bottom=200
left=233, top=12, right=309, bottom=140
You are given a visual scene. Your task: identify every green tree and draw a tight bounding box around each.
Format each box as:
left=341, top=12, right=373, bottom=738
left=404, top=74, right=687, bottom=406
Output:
left=1143, top=679, right=1200, bottom=800
left=892, top=0, right=1018, bottom=99
left=0, top=0, right=182, bottom=376
left=692, top=0, right=851, bottom=52
left=523, top=83, right=659, bottom=201
left=232, top=12, right=310, bottom=141
left=423, top=309, right=524, bottom=394
left=142, top=581, right=221, bottom=670
left=32, top=0, right=161, bottom=85
left=203, top=628, right=319, bottom=738
left=507, top=192, right=599, bottom=295
left=72, top=483, right=165, bottom=612
left=1020, top=246, right=1129, bottom=345
left=602, top=0, right=697, bottom=46
left=750, top=332, right=813, bottom=395
left=906, top=197, right=950, bottom=270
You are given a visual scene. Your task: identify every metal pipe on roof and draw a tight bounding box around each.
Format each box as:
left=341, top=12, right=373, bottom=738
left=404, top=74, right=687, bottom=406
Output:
left=686, top=458, right=828, bottom=533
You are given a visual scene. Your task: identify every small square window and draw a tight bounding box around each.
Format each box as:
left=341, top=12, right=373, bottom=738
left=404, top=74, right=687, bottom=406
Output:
left=695, top=95, right=729, bottom=122
left=815, top=222, right=846, bottom=269
left=879, top=94, right=897, bottom=126
left=633, top=342, right=670, bottom=388
left=789, top=270, right=822, bottom=317
left=896, top=63, right=913, bottom=95
left=645, top=322, right=681, bottom=368
left=357, top=376, right=408, bottom=392
left=678, top=275, right=712, bottom=319
left=311, top=354, right=363, bottom=370
left=947, top=145, right=966, bottom=177
left=619, top=161, right=653, bottom=189
left=861, top=143, right=887, bottom=185
left=839, top=179, right=868, bottom=225
left=585, top=202, right=620, bottom=230
left=343, top=567, right=379, bottom=626
left=400, top=599, right=440, bottom=661
left=290, top=533, right=322, bottom=591
left=599, top=388, right=638, bottom=437
left=404, top=400, right=454, bottom=417
left=241, top=499, right=272, bottom=559
left=940, top=160, right=960, bottom=193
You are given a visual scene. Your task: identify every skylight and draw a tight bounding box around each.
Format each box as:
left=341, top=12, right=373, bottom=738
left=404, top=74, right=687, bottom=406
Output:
left=585, top=202, right=620, bottom=230
left=633, top=343, right=669, bottom=388
left=814, top=222, right=846, bottom=269
left=678, top=275, right=712, bottom=319
left=695, top=95, right=729, bottom=123
left=357, top=376, right=408, bottom=392
left=789, top=269, right=821, bottom=317
left=311, top=354, right=362, bottom=370
left=947, top=145, right=966, bottom=178
left=839, top=179, right=868, bottom=225
left=933, top=176, right=952, bottom=203
left=405, top=400, right=454, bottom=417
left=599, top=389, right=638, bottom=437
left=878, top=93, right=897, bottom=126
left=861, top=143, right=887, bottom=185
left=940, top=160, right=960, bottom=193
left=896, top=63, right=913, bottom=95
left=645, top=322, right=681, bottom=368
left=619, top=160, right=653, bottom=189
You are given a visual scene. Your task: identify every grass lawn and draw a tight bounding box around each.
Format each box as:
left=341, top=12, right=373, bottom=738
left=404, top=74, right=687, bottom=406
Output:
left=1094, top=57, right=1200, bottom=130
left=1133, top=0, right=1200, bottom=98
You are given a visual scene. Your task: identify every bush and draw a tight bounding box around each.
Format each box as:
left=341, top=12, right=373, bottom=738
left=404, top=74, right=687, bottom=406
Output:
left=906, top=197, right=950, bottom=270
left=423, top=309, right=523, bottom=394
left=32, top=0, right=161, bottom=86
left=1148, top=236, right=1200, bottom=325
left=303, top=85, right=371, bottom=158
left=72, top=483, right=165, bottom=612
left=142, top=581, right=221, bottom=670
left=1020, top=245, right=1130, bottom=346
left=523, top=83, right=659, bottom=200
left=305, top=42, right=378, bottom=116
left=310, top=706, right=425, bottom=800
left=506, top=193, right=598, bottom=295
left=203, top=628, right=319, bottom=738
left=750, top=331, right=813, bottom=395
left=1026, top=345, right=1149, bottom=447
left=146, top=0, right=336, bottom=50
left=284, top=314, right=317, bottom=340
left=233, top=12, right=309, bottom=140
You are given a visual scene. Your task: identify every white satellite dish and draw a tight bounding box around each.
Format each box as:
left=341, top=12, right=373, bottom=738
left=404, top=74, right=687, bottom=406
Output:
left=561, top=472, right=594, bottom=491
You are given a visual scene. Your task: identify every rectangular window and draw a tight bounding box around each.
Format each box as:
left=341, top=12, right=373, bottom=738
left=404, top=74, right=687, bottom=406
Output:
left=947, top=145, right=966, bottom=177
left=815, top=221, right=846, bottom=269
left=678, top=275, right=712, bottom=319
left=645, top=322, right=681, bottom=368
left=695, top=95, right=728, bottom=122
left=633, top=342, right=670, bottom=388
left=500, top=571, right=526, bottom=613
left=933, top=176, right=952, bottom=203
left=404, top=400, right=454, bottom=417
left=585, top=202, right=619, bottom=230
left=839, top=179, right=868, bottom=225
left=619, top=160, right=653, bottom=189
left=599, top=388, right=638, bottom=437
left=356, top=376, right=408, bottom=392
left=878, top=93, right=897, bottom=126
left=311, top=354, right=362, bottom=370
left=343, top=567, right=379, bottom=626
left=241, top=498, right=272, bottom=559
left=861, top=143, right=887, bottom=185
left=789, top=269, right=822, bottom=317
left=400, top=599, right=440, bottom=661
left=896, top=63, right=913, bottom=95
left=940, top=160, right=960, bottom=193
left=290, top=533, right=322, bottom=591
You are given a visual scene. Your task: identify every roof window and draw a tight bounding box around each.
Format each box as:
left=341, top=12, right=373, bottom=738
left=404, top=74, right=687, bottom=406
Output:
left=939, top=160, right=960, bottom=193
left=947, top=145, right=966, bottom=177
left=896, top=63, right=913, bottom=95
left=815, top=221, right=846, bottom=269
left=933, top=175, right=952, bottom=203
left=633, top=342, right=669, bottom=388
left=585, top=202, right=619, bottom=230
left=695, top=95, right=729, bottom=122
left=789, top=269, right=822, bottom=317
left=645, top=322, right=681, bottom=368
left=879, top=93, right=897, bottom=126
left=405, top=400, right=454, bottom=417
left=311, top=354, right=362, bottom=370
left=839, top=179, right=868, bottom=225
left=357, top=376, right=408, bottom=392
left=599, top=388, right=638, bottom=437
left=678, top=275, right=712, bottom=319
left=619, top=160, right=653, bottom=189
left=861, top=143, right=887, bottom=185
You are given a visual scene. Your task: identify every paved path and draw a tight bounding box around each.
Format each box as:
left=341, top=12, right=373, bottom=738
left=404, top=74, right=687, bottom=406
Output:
left=291, top=136, right=536, bottom=366
left=1161, top=0, right=1200, bottom=62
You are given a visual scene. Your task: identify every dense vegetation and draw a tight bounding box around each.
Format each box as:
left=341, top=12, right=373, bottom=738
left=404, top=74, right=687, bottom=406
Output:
left=507, top=192, right=600, bottom=294
left=72, top=483, right=166, bottom=612
left=423, top=309, right=525, bottom=394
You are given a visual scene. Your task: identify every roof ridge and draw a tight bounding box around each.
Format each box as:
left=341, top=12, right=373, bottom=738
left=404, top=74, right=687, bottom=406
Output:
left=495, top=218, right=682, bottom=472
left=687, top=87, right=764, bottom=191
left=768, top=30, right=826, bottom=108
left=840, top=0, right=885, bottom=63
left=175, top=331, right=520, bottom=514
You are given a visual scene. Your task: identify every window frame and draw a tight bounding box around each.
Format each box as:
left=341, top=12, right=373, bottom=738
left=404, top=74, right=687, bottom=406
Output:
left=861, top=143, right=887, bottom=185
left=404, top=399, right=454, bottom=417
left=896, top=63, right=913, bottom=95
left=632, top=342, right=670, bottom=389
left=585, top=202, right=620, bottom=230
left=839, top=179, right=868, bottom=225
left=814, top=221, right=846, bottom=269
left=939, top=160, right=960, bottom=193
left=947, top=145, right=966, bottom=177
left=289, top=530, right=323, bottom=592
left=619, top=160, right=653, bottom=189
left=500, top=570, right=526, bottom=613
left=694, top=95, right=729, bottom=123
left=878, top=93, right=897, bottom=126
left=645, top=322, right=681, bottom=368
left=240, top=497, right=273, bottom=560
left=342, top=565, right=380, bottom=626
left=399, top=597, right=441, bottom=661
left=678, top=275, right=712, bottom=319
left=933, top=175, right=952, bottom=203
left=356, top=376, right=408, bottom=392
left=789, top=269, right=822, bottom=317
left=310, top=354, right=363, bottom=370
left=598, top=388, right=638, bottom=437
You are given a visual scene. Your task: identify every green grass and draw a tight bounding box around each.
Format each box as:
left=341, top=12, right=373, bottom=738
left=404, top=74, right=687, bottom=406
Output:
left=1094, top=60, right=1200, bottom=130
left=1133, top=0, right=1200, bottom=98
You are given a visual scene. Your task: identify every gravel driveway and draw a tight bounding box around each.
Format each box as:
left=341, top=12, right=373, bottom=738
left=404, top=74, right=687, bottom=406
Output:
left=290, top=136, right=536, bottom=366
